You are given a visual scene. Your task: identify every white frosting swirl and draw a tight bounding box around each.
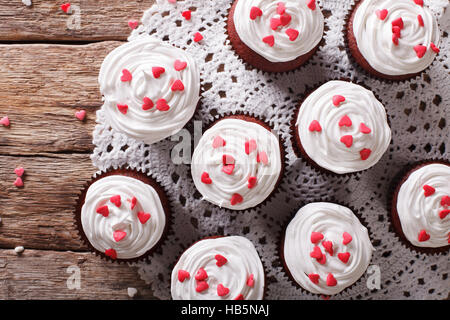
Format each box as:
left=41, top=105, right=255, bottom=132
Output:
left=81, top=175, right=166, bottom=259
left=99, top=35, right=200, bottom=145
left=233, top=0, right=324, bottom=62
left=283, top=202, right=373, bottom=295
left=171, top=236, right=265, bottom=300
left=191, top=118, right=282, bottom=210
left=396, top=163, right=450, bottom=248
left=353, top=0, right=440, bottom=76
left=296, top=81, right=391, bottom=174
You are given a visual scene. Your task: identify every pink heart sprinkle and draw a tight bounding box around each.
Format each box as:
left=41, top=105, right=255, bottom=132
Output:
left=418, top=229, right=430, bottom=242
left=182, top=10, right=191, bottom=20
left=137, top=211, right=151, bottom=224
left=360, top=148, right=372, bottom=161
left=280, top=13, right=291, bottom=26
left=0, top=116, right=10, bottom=127
left=60, top=3, right=71, bottom=13
left=307, top=0, right=316, bottom=10
left=245, top=139, right=257, bottom=155
left=340, top=135, right=353, bottom=148
left=246, top=274, right=255, bottom=287
left=270, top=18, right=282, bottom=30
left=326, top=273, right=337, bottom=287
left=117, top=104, right=128, bottom=115
left=286, top=28, right=299, bottom=41
left=310, top=246, right=323, bottom=260
left=322, top=240, right=334, bottom=256
left=152, top=66, right=165, bottom=79
left=277, top=2, right=286, bottom=15
left=309, top=120, right=322, bottom=132
left=174, top=60, right=187, bottom=71
left=250, top=6, right=263, bottom=20
left=338, top=252, right=350, bottom=263
left=247, top=176, right=257, bottom=189
left=257, top=151, right=269, bottom=165
left=142, top=97, right=154, bottom=111
left=171, top=79, right=185, bottom=92
left=195, top=268, right=208, bottom=281
left=423, top=185, right=435, bottom=197
left=130, top=196, right=137, bottom=210
left=178, top=270, right=190, bottom=282
left=113, top=230, right=127, bottom=242
left=110, top=195, right=121, bottom=208
left=391, top=17, right=404, bottom=30
left=309, top=273, right=320, bottom=284
left=217, top=284, right=230, bottom=297
left=215, top=254, right=228, bottom=267
left=417, top=14, right=424, bottom=27
left=310, top=232, right=324, bottom=244
left=430, top=43, right=440, bottom=54
left=128, top=20, right=139, bottom=29
left=262, top=35, right=275, bottom=47
left=201, top=172, right=212, bottom=184
left=375, top=9, right=388, bottom=21
left=105, top=248, right=117, bottom=260
left=193, top=32, right=203, bottom=43
left=343, top=232, right=352, bottom=245
left=156, top=99, right=170, bottom=112
left=360, top=123, right=372, bottom=134
left=196, top=281, right=209, bottom=293
left=75, top=110, right=86, bottom=121
left=120, top=69, right=132, bottom=82
left=14, top=167, right=25, bottom=177
left=338, top=115, right=352, bottom=127
left=14, top=177, right=24, bottom=188
left=414, top=45, right=427, bottom=58
left=414, top=0, right=423, bottom=6
left=96, top=206, right=109, bottom=217
left=212, top=136, right=226, bottom=148
left=230, top=193, right=243, bottom=206
left=332, top=95, right=346, bottom=106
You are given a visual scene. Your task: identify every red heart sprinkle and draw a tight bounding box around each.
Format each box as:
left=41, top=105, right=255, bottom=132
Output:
left=247, top=176, right=257, bottom=189
left=174, top=59, right=187, bottom=71
left=322, top=241, right=334, bottom=256
left=307, top=0, right=316, bottom=10
left=230, top=193, right=243, bottom=206
left=375, top=9, right=388, bottom=20
left=246, top=274, right=254, bottom=287
left=392, top=26, right=401, bottom=38
left=14, top=167, right=25, bottom=177
left=286, top=28, right=299, bottom=41
left=418, top=229, right=430, bottom=242
left=14, top=177, right=24, bottom=188
left=110, top=195, right=121, bottom=208
left=121, top=69, right=132, bottom=82
left=317, top=253, right=327, bottom=265
left=113, top=230, right=127, bottom=242
left=439, top=210, right=450, bottom=220
left=309, top=120, right=322, bottom=132
left=262, top=35, right=275, bottom=47
left=332, top=95, right=346, bottom=106
left=152, top=66, right=165, bottom=78
left=182, top=10, right=192, bottom=20
left=201, top=172, right=212, bottom=184
left=245, top=139, right=257, bottom=155
left=310, top=246, right=323, bottom=260
left=270, top=18, right=282, bottom=30
left=338, top=252, right=350, bottom=263
left=117, top=104, right=128, bottom=115
left=392, top=33, right=399, bottom=46
left=391, top=17, right=404, bottom=29
left=142, top=97, right=154, bottom=110
left=277, top=2, right=286, bottom=15
left=414, top=0, right=423, bottom=6
left=250, top=6, right=263, bottom=20
left=60, top=3, right=71, bottom=13
left=430, top=43, right=440, bottom=54
left=257, top=151, right=269, bottom=165
left=75, top=110, right=86, bottom=121
left=195, top=268, right=208, bottom=281
left=360, top=123, right=372, bottom=134
left=222, top=164, right=235, bottom=175
left=128, top=20, right=139, bottom=29
left=339, top=115, right=352, bottom=127
left=217, top=284, right=230, bottom=297
left=309, top=273, right=320, bottom=284
left=138, top=211, right=151, bottom=224
left=195, top=281, right=209, bottom=293
left=343, top=232, right=352, bottom=245
left=212, top=136, right=226, bottom=148
left=96, top=205, right=109, bottom=217
left=105, top=248, right=117, bottom=260
left=417, top=14, right=424, bottom=27
left=340, top=135, right=353, bottom=148
left=234, top=294, right=245, bottom=300
left=441, top=195, right=450, bottom=206
left=223, top=154, right=235, bottom=165
left=360, top=148, right=372, bottom=161
left=280, top=13, right=292, bottom=26
left=193, top=32, right=203, bottom=42
left=171, top=79, right=185, bottom=92
left=326, top=273, right=337, bottom=287
left=156, top=99, right=170, bottom=111
left=423, top=185, right=435, bottom=197
left=130, top=196, right=137, bottom=210
left=178, top=270, right=190, bottom=282
left=0, top=116, right=10, bottom=127
left=215, top=254, right=228, bottom=267
left=310, top=232, right=324, bottom=244
left=414, top=45, right=427, bottom=58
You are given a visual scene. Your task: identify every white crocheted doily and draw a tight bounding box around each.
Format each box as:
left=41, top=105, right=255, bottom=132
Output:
left=91, top=0, right=450, bottom=300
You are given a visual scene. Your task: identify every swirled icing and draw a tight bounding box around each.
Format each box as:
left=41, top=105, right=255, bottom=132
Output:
left=296, top=80, right=391, bottom=174
left=396, top=163, right=450, bottom=248
left=352, top=0, right=440, bottom=76
left=99, top=35, right=200, bottom=145
left=233, top=0, right=324, bottom=62
left=171, top=236, right=265, bottom=300
left=81, top=175, right=166, bottom=259
left=283, top=202, right=373, bottom=295
left=191, top=118, right=282, bottom=210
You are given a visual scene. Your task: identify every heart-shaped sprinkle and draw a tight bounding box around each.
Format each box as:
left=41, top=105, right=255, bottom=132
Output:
left=230, top=193, right=243, bottom=206
left=110, top=195, right=121, bottom=208
left=430, top=43, right=440, bottom=54
left=392, top=34, right=399, bottom=46
left=343, top=232, right=352, bottom=245
left=178, top=270, right=190, bottom=282
left=195, top=268, right=208, bottom=281
left=391, top=17, right=404, bottom=29
left=245, top=139, right=257, bottom=155
left=340, top=135, right=353, bottom=148
left=332, top=95, right=346, bottom=106
left=215, top=254, right=228, bottom=267
left=310, top=232, right=324, bottom=244
left=246, top=274, right=254, bottom=287
left=322, top=240, right=334, bottom=256
left=137, top=211, right=151, bottom=224
left=113, top=230, right=127, bottom=242
left=142, top=97, right=154, bottom=110
left=375, top=9, right=388, bottom=20
left=223, top=154, right=235, bottom=165
left=234, top=294, right=245, bottom=300
left=152, top=66, right=165, bottom=78
left=309, top=120, right=322, bottom=132
left=121, top=69, right=132, bottom=82
left=96, top=205, right=109, bottom=217
left=60, top=3, right=71, bottom=13
left=217, top=284, right=230, bottom=297
left=257, top=151, right=269, bottom=165
left=280, top=13, right=292, bottom=26
left=156, top=99, right=170, bottom=111
left=195, top=281, right=209, bottom=293
left=174, top=60, right=187, bottom=71
left=128, top=20, right=138, bottom=29
left=310, top=246, right=323, bottom=260
left=75, top=110, right=86, bottom=121
left=338, top=252, right=350, bottom=263
left=326, top=273, right=337, bottom=287
left=201, top=172, right=212, bottom=184
left=247, top=176, right=257, bottom=189
left=130, top=196, right=137, bottom=210
left=339, top=115, right=352, bottom=127
left=392, top=26, right=401, bottom=38
left=212, top=136, right=226, bottom=148
left=360, top=123, right=372, bottom=134
left=14, top=167, right=25, bottom=177
left=117, top=104, right=128, bottom=115
left=418, top=229, right=430, bottom=242
left=317, top=254, right=327, bottom=265
left=193, top=32, right=203, bottom=42
left=441, top=196, right=450, bottom=206
left=262, top=35, right=275, bottom=47
left=222, top=164, right=235, bottom=175
left=0, top=116, right=10, bottom=127
left=307, top=0, right=316, bottom=10
left=308, top=273, right=320, bottom=284
left=105, top=249, right=117, bottom=260
left=417, top=14, right=424, bottom=27
left=414, top=45, right=427, bottom=58
left=286, top=28, right=299, bottom=41
left=360, top=148, right=372, bottom=161
left=277, top=2, right=286, bottom=15
left=171, top=79, right=185, bottom=92
left=414, top=0, right=423, bottom=6
left=250, top=6, right=263, bottom=20
left=168, top=0, right=176, bottom=3
left=270, top=18, right=282, bottom=30
left=423, top=185, right=435, bottom=197
left=439, top=210, right=449, bottom=220
left=14, top=177, right=24, bottom=188
left=182, top=10, right=191, bottom=20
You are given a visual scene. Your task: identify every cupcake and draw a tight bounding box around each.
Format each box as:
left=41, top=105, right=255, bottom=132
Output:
left=75, top=169, right=170, bottom=262
left=347, top=0, right=441, bottom=81
left=281, top=202, right=373, bottom=295
left=292, top=80, right=391, bottom=175
left=191, top=115, right=284, bottom=211
left=391, top=162, right=450, bottom=252
left=171, top=236, right=265, bottom=300
left=98, top=35, right=201, bottom=145
left=227, top=0, right=324, bottom=72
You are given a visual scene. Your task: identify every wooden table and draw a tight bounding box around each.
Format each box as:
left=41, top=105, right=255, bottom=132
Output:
left=0, top=0, right=158, bottom=300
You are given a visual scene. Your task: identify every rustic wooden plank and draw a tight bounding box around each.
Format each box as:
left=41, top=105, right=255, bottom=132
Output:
left=0, top=249, right=156, bottom=299
left=0, top=0, right=153, bottom=42
left=0, top=41, right=123, bottom=155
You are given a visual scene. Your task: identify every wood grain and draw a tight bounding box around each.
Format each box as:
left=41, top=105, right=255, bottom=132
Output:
left=0, top=0, right=151, bottom=42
